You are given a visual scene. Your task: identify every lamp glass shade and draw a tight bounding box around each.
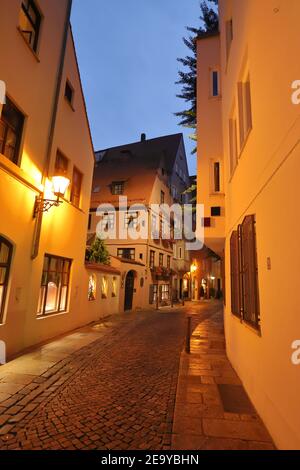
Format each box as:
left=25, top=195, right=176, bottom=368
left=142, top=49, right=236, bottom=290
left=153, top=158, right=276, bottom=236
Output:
left=52, top=175, right=70, bottom=197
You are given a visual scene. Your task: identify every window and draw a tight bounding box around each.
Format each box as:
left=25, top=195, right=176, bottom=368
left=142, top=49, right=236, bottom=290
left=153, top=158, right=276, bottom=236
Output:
left=160, top=191, right=165, bottom=204
left=167, top=256, right=171, bottom=269
left=179, top=248, right=182, bottom=259
left=229, top=117, right=238, bottom=176
left=161, top=284, right=169, bottom=301
left=117, top=248, right=135, bottom=260
left=125, top=211, right=138, bottom=229
left=211, top=207, right=221, bottom=217
left=226, top=19, right=233, bottom=62
left=213, top=162, right=221, bottom=192
left=230, top=215, right=260, bottom=331
left=149, top=284, right=158, bottom=304
left=238, top=75, right=253, bottom=148
left=0, top=237, right=13, bottom=323
left=55, top=150, right=68, bottom=175
left=112, top=277, right=117, bottom=297
left=101, top=277, right=108, bottom=299
left=70, top=167, right=82, bottom=207
left=211, top=70, right=220, bottom=97
left=0, top=97, right=24, bottom=164
left=65, top=81, right=74, bottom=106
left=111, top=181, right=124, bottom=195
left=202, top=217, right=211, bottom=228
left=88, top=274, right=96, bottom=301
left=88, top=213, right=92, bottom=231
left=19, top=0, right=41, bottom=52
left=159, top=253, right=164, bottom=267
left=100, top=212, right=115, bottom=231
left=150, top=250, right=155, bottom=268
left=37, top=255, right=72, bottom=316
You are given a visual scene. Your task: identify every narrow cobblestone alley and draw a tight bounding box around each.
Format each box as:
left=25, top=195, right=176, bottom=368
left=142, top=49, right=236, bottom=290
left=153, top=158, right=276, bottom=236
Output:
left=0, top=302, right=222, bottom=450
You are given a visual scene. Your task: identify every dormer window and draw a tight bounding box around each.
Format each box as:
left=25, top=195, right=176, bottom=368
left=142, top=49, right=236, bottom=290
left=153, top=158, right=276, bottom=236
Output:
left=111, top=181, right=124, bottom=195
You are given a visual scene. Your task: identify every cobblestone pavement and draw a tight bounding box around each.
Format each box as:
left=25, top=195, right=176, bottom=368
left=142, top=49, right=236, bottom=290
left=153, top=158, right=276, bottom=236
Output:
left=0, top=302, right=221, bottom=450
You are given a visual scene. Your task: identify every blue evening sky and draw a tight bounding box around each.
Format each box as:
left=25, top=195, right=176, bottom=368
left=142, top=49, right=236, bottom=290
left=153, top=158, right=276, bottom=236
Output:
left=71, top=0, right=204, bottom=176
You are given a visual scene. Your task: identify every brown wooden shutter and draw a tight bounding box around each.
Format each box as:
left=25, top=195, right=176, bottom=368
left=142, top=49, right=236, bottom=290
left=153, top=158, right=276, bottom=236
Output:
left=240, top=215, right=260, bottom=329
left=230, top=231, right=240, bottom=317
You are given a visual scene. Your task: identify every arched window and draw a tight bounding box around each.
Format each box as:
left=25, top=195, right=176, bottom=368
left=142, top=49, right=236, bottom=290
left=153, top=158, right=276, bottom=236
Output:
left=88, top=274, right=96, bottom=301
left=112, top=277, right=117, bottom=297
left=0, top=236, right=13, bottom=323
left=101, top=277, right=108, bottom=299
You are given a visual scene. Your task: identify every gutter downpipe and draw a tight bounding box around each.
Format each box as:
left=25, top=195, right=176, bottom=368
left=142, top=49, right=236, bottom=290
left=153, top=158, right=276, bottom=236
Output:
left=31, top=0, right=73, bottom=259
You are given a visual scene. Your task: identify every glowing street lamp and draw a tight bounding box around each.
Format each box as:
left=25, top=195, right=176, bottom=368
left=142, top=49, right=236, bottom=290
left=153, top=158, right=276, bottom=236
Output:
left=190, top=263, right=197, bottom=274
left=33, top=175, right=70, bottom=218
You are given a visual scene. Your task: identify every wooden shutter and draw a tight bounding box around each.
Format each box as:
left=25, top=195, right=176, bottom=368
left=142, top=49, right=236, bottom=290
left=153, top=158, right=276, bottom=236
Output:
left=230, top=231, right=240, bottom=317
left=240, top=215, right=260, bottom=329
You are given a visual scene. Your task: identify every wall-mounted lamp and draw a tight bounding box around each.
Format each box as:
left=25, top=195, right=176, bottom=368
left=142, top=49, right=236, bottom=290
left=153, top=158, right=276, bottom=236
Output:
left=33, top=175, right=70, bottom=218
left=190, top=263, right=197, bottom=274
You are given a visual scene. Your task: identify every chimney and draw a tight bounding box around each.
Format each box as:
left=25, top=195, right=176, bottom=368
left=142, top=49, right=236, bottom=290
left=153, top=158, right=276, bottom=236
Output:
left=141, top=133, right=146, bottom=142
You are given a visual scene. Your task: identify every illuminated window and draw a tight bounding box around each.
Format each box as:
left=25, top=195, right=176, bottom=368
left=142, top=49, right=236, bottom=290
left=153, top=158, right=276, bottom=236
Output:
left=88, top=274, right=96, bottom=301
left=149, top=250, right=155, bottom=268
left=112, top=277, right=117, bottom=297
left=161, top=284, right=169, bottom=301
left=37, top=255, right=71, bottom=316
left=101, top=277, right=108, bottom=299
left=0, top=97, right=24, bottom=164
left=0, top=237, right=13, bottom=323
left=19, top=0, right=41, bottom=52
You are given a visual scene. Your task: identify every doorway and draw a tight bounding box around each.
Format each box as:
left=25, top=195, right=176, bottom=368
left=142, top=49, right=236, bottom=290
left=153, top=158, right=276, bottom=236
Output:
left=124, top=271, right=135, bottom=311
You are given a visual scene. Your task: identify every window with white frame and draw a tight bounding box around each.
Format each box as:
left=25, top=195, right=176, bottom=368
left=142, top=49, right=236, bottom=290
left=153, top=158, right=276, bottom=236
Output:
left=237, top=73, right=253, bottom=148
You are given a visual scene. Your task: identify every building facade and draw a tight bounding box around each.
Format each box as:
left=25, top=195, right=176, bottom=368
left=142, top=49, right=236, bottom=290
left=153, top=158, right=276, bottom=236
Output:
left=88, top=134, right=191, bottom=312
left=197, top=0, right=300, bottom=449
left=0, top=0, right=119, bottom=358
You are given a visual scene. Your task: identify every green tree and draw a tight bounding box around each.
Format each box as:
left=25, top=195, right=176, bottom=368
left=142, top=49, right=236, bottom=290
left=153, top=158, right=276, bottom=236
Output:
left=87, top=237, right=110, bottom=265
left=175, top=1, right=219, bottom=153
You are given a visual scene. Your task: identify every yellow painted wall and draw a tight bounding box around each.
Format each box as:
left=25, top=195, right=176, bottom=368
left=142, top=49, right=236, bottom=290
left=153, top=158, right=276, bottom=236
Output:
left=0, top=1, right=101, bottom=357
left=219, top=0, right=300, bottom=449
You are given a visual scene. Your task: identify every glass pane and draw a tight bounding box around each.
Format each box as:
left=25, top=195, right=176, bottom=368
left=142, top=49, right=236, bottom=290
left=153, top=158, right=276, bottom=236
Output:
left=4, top=127, right=17, bottom=161
left=43, top=256, right=50, bottom=271
left=59, top=286, right=68, bottom=311
left=0, top=286, right=3, bottom=312
left=49, top=257, right=57, bottom=272
left=0, top=268, right=6, bottom=285
left=19, top=9, right=35, bottom=47
left=0, top=243, right=9, bottom=264
left=37, top=286, right=45, bottom=315
left=45, top=282, right=59, bottom=313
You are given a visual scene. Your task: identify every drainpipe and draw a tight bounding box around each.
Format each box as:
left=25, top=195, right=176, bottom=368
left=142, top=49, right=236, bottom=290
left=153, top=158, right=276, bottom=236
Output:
left=31, top=0, right=73, bottom=259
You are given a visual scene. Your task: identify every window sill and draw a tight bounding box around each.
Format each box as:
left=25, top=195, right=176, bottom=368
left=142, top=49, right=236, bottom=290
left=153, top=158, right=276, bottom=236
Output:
left=17, top=27, right=40, bottom=62
left=230, top=312, right=261, bottom=337
left=37, top=311, right=68, bottom=320
left=209, top=191, right=225, bottom=196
